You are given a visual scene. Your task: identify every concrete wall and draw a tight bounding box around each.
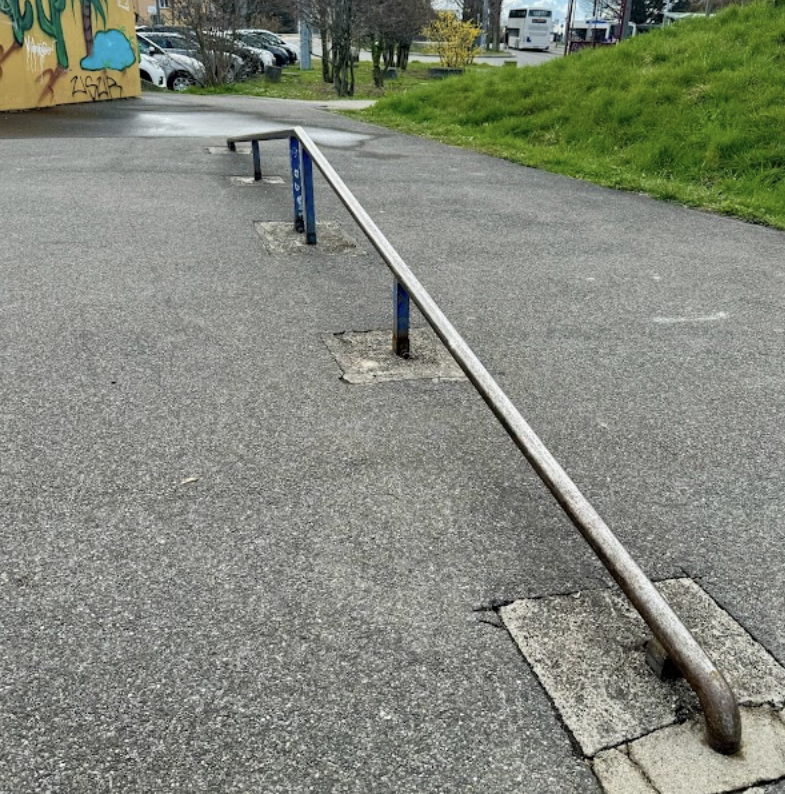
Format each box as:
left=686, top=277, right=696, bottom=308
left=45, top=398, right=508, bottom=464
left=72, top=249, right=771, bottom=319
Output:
left=0, top=0, right=140, bottom=111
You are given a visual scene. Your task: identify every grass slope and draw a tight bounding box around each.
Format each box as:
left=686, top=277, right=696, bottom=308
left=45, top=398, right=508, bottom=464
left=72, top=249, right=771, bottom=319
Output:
left=361, top=1, right=785, bottom=228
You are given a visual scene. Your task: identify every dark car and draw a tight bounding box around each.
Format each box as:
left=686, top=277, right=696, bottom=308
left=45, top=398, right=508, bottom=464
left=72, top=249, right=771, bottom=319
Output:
left=235, top=30, right=292, bottom=66
left=242, top=28, right=298, bottom=63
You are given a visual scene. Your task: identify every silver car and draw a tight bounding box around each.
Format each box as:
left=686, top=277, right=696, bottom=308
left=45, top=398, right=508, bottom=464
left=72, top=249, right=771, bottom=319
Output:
left=136, top=32, right=206, bottom=91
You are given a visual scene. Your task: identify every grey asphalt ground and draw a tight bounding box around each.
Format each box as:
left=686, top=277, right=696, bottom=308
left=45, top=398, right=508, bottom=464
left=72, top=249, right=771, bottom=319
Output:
left=1, top=91, right=784, bottom=793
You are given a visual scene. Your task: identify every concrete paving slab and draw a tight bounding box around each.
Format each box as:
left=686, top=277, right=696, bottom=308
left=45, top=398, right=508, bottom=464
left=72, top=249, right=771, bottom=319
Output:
left=323, top=329, right=468, bottom=384
left=592, top=748, right=658, bottom=794
left=628, top=706, right=785, bottom=794
left=500, top=579, right=785, bottom=756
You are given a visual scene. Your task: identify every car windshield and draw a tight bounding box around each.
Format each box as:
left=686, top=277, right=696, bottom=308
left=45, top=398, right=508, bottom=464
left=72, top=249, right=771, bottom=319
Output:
left=238, top=33, right=268, bottom=48
left=146, top=33, right=197, bottom=51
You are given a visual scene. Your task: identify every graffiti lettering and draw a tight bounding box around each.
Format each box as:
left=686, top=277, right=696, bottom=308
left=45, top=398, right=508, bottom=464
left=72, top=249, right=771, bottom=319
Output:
left=25, top=35, right=53, bottom=74
left=70, top=73, right=122, bottom=101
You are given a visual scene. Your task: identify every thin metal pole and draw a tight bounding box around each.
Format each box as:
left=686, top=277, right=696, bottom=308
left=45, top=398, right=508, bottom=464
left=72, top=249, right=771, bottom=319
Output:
left=224, top=127, right=742, bottom=755
left=252, top=140, right=262, bottom=181
left=394, top=280, right=410, bottom=358
left=302, top=147, right=317, bottom=245
left=289, top=136, right=305, bottom=233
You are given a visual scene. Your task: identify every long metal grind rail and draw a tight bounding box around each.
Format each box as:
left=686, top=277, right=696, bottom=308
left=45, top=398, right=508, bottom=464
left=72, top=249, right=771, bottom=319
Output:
left=227, top=126, right=742, bottom=755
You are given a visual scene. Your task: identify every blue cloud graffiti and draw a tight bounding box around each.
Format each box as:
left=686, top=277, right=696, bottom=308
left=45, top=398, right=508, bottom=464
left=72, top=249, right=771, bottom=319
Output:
left=80, top=29, right=134, bottom=71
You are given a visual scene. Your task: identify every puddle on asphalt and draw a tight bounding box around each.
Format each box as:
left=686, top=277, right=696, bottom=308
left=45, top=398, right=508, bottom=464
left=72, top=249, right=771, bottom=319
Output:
left=127, top=112, right=371, bottom=148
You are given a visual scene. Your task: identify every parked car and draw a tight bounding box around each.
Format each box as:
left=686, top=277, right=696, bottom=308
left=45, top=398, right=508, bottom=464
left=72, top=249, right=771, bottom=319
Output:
left=213, top=31, right=275, bottom=74
left=247, top=29, right=299, bottom=62
left=138, top=52, right=166, bottom=87
left=234, top=30, right=292, bottom=66
left=136, top=32, right=206, bottom=91
left=138, top=28, right=246, bottom=83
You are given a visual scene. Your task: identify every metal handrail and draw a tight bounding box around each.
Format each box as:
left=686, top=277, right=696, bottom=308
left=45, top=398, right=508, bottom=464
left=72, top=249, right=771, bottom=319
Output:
left=226, top=125, right=742, bottom=755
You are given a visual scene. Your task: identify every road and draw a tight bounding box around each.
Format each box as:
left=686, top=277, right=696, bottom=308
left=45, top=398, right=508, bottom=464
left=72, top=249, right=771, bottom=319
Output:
left=284, top=34, right=564, bottom=68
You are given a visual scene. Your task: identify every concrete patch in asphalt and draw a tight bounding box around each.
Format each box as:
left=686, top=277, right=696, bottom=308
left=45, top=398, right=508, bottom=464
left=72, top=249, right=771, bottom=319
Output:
left=499, top=579, right=785, bottom=757
left=323, top=329, right=467, bottom=385
left=228, top=175, right=285, bottom=186
left=591, top=747, right=658, bottom=794
left=207, top=145, right=250, bottom=154
left=603, top=706, right=785, bottom=794
left=255, top=221, right=363, bottom=255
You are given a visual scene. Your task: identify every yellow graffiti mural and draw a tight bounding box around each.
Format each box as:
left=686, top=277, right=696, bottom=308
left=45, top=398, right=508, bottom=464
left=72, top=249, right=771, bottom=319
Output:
left=0, top=0, right=139, bottom=110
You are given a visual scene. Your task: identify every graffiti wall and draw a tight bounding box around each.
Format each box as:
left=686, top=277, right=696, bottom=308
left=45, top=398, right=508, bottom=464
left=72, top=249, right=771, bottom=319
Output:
left=0, top=0, right=140, bottom=110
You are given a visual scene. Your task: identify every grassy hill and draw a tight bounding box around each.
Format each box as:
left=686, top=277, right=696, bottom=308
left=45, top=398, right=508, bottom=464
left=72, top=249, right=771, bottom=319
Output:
left=360, top=1, right=785, bottom=228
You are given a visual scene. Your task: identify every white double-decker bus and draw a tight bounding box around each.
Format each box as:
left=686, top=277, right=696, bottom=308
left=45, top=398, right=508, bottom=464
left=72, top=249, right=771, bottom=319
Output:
left=505, top=7, right=554, bottom=51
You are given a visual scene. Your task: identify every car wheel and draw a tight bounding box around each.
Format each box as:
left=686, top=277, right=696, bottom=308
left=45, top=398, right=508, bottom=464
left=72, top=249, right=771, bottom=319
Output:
left=168, top=71, right=195, bottom=91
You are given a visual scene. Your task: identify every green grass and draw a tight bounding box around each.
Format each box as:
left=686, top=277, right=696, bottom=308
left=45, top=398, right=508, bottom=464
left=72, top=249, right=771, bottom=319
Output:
left=188, top=60, right=448, bottom=101
left=356, top=0, right=785, bottom=228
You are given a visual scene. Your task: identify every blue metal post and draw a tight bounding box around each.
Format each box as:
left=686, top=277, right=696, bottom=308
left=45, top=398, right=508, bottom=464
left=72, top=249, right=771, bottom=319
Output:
left=394, top=280, right=410, bottom=358
left=252, top=140, right=262, bottom=181
left=302, top=148, right=317, bottom=245
left=289, top=136, right=305, bottom=233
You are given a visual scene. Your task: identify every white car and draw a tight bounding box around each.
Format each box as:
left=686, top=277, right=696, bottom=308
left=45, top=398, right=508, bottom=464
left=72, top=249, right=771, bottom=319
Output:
left=139, top=52, right=166, bottom=87
left=136, top=33, right=206, bottom=91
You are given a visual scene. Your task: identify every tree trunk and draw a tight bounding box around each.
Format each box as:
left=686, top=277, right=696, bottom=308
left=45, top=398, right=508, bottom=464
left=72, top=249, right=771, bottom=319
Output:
left=332, top=39, right=354, bottom=96
left=330, top=0, right=354, bottom=97
left=320, top=25, right=332, bottom=82
left=370, top=38, right=383, bottom=88
left=396, top=42, right=410, bottom=70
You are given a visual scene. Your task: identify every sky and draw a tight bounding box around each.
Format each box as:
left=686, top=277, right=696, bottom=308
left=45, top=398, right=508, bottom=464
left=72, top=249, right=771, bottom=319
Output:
left=431, top=0, right=571, bottom=27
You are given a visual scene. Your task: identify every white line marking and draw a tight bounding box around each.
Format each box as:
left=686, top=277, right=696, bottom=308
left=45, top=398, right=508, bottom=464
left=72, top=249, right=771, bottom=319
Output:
left=653, top=311, right=729, bottom=324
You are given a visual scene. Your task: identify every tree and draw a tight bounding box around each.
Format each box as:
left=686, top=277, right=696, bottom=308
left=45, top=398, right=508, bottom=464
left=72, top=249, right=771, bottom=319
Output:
left=168, top=0, right=242, bottom=84
left=298, top=0, right=360, bottom=95
left=360, top=0, right=432, bottom=88
left=487, top=0, right=503, bottom=49
left=242, top=0, right=297, bottom=29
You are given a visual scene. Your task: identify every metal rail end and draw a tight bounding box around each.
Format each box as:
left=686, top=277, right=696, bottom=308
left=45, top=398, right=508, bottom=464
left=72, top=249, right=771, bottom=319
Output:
left=702, top=671, right=742, bottom=754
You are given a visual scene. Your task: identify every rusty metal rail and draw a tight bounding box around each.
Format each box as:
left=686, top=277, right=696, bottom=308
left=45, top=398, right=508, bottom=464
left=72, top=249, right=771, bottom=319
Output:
left=226, top=125, right=742, bottom=755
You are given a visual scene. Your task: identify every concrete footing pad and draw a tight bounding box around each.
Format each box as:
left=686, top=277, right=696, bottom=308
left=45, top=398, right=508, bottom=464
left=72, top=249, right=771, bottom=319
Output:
left=255, top=221, right=362, bottom=255
left=594, top=706, right=785, bottom=794
left=228, top=175, right=285, bottom=186
left=500, top=579, right=785, bottom=793
left=323, top=329, right=467, bottom=384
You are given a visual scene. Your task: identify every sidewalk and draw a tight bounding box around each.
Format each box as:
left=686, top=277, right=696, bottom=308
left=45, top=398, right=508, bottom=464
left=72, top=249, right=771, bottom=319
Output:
left=2, top=93, right=784, bottom=793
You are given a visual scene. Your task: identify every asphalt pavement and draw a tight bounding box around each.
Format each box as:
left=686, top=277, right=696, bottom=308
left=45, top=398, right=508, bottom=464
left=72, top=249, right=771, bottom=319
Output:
left=2, top=91, right=784, bottom=793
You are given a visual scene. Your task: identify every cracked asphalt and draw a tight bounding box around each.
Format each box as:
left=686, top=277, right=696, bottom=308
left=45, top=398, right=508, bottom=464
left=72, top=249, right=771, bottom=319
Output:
left=1, top=91, right=784, bottom=793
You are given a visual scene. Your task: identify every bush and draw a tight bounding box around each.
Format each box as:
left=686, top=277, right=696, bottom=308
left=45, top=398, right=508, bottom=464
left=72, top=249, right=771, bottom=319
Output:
left=422, top=12, right=481, bottom=67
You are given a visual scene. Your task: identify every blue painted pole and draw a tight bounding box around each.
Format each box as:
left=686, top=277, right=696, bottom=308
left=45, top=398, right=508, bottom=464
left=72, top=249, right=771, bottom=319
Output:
left=394, top=280, right=410, bottom=358
left=289, top=136, right=305, bottom=233
left=251, top=139, right=262, bottom=181
left=302, top=148, right=317, bottom=245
